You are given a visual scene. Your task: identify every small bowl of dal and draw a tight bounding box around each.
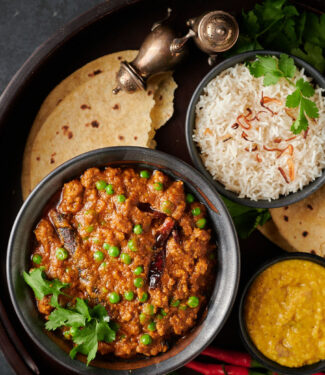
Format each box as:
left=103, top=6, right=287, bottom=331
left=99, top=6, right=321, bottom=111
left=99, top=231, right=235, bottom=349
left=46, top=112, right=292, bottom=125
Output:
left=239, top=253, right=325, bottom=375
left=186, top=50, right=325, bottom=208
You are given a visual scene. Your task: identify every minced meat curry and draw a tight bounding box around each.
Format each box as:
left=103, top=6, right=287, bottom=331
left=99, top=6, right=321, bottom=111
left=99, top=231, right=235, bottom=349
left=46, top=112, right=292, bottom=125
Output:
left=29, top=166, right=216, bottom=358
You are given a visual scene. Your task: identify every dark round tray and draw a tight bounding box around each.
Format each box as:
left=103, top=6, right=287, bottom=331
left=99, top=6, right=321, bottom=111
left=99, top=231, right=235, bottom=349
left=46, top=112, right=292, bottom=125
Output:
left=0, top=0, right=324, bottom=374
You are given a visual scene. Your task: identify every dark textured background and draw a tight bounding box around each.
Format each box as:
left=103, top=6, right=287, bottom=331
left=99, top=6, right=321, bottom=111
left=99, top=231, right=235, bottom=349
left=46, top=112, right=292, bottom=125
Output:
left=0, top=1, right=103, bottom=373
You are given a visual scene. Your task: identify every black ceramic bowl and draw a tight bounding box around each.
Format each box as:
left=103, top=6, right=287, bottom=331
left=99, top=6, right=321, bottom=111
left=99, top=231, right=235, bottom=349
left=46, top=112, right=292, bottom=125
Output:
left=186, top=50, right=325, bottom=209
left=7, top=146, right=240, bottom=375
left=239, top=252, right=325, bottom=375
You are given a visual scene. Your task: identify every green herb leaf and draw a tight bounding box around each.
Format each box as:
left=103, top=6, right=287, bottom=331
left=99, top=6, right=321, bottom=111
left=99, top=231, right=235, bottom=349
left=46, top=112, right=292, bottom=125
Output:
left=70, top=304, right=116, bottom=365
left=286, top=89, right=301, bottom=108
left=23, top=269, right=69, bottom=308
left=303, top=13, right=325, bottom=48
left=24, top=271, right=116, bottom=366
left=242, top=10, right=260, bottom=37
left=301, top=97, right=319, bottom=119
left=295, top=78, right=315, bottom=98
left=222, top=196, right=271, bottom=239
left=263, top=71, right=282, bottom=86
left=291, top=42, right=325, bottom=73
left=45, top=306, right=87, bottom=331
left=291, top=105, right=308, bottom=134
left=278, top=54, right=295, bottom=78
left=229, top=0, right=325, bottom=75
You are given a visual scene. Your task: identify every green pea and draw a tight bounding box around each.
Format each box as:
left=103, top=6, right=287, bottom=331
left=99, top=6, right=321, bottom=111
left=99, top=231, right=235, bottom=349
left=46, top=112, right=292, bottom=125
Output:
left=99, top=262, right=107, bottom=270
left=124, top=291, right=134, bottom=301
left=170, top=299, right=180, bottom=307
left=110, top=321, right=120, bottom=332
left=121, top=253, right=132, bottom=265
left=140, top=334, right=152, bottom=345
left=162, top=200, right=173, bottom=214
left=179, top=304, right=187, bottom=311
left=56, top=247, right=68, bottom=261
left=139, top=292, right=148, bottom=303
left=108, top=245, right=120, bottom=258
left=196, top=218, right=207, bottom=229
left=187, top=296, right=199, bottom=308
left=147, top=322, right=156, bottom=331
left=134, top=266, right=143, bottom=275
left=94, top=251, right=104, bottom=262
left=139, top=313, right=147, bottom=324
left=133, top=224, right=143, bottom=235
left=109, top=292, right=120, bottom=304
left=103, top=242, right=110, bottom=250
left=140, top=170, right=150, bottom=178
left=117, top=194, right=126, bottom=203
left=96, top=180, right=107, bottom=190
left=153, top=182, right=163, bottom=191
left=186, top=193, right=195, bottom=203
left=192, top=207, right=201, bottom=216
left=105, top=184, right=114, bottom=195
left=32, top=254, right=42, bottom=265
left=134, top=277, right=144, bottom=288
left=86, top=225, right=94, bottom=233
left=143, top=304, right=154, bottom=315
left=128, top=239, right=137, bottom=251
left=156, top=314, right=163, bottom=320
left=160, top=309, right=167, bottom=316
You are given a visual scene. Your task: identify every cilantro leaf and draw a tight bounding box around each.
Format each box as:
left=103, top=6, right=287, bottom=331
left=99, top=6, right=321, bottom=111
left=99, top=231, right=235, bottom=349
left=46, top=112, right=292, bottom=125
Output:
left=263, top=71, right=282, bottom=86
left=222, top=196, right=271, bottom=239
left=286, top=89, right=301, bottom=108
left=247, top=55, right=283, bottom=85
left=291, top=105, right=308, bottom=134
left=303, top=13, right=325, bottom=48
left=23, top=269, right=69, bottom=308
left=295, top=78, right=315, bottom=98
left=228, top=0, right=325, bottom=75
left=24, top=269, right=116, bottom=366
left=69, top=305, right=116, bottom=365
left=278, top=54, right=295, bottom=78
left=242, top=10, right=260, bottom=37
left=75, top=298, right=91, bottom=321
left=70, top=321, right=99, bottom=364
left=291, top=42, right=325, bottom=73
left=301, top=97, right=319, bottom=119
left=45, top=306, right=87, bottom=330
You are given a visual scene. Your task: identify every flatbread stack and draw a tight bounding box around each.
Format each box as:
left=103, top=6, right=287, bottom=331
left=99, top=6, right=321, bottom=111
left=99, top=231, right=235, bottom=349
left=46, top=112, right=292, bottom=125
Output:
left=21, top=50, right=177, bottom=200
left=258, top=184, right=325, bottom=257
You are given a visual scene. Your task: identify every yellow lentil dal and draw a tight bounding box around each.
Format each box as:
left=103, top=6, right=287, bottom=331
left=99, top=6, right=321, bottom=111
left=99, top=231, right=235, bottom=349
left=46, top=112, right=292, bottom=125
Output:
left=245, top=259, right=325, bottom=367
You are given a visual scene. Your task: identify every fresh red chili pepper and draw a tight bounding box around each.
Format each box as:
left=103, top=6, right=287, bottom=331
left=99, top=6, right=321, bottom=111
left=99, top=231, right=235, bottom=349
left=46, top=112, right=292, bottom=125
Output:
left=202, top=347, right=260, bottom=368
left=185, top=361, right=267, bottom=375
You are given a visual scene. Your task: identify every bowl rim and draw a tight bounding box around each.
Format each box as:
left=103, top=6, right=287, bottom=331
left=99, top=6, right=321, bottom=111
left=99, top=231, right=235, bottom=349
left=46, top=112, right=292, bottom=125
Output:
left=185, top=49, right=325, bottom=208
left=6, top=146, right=240, bottom=375
left=238, top=252, right=325, bottom=375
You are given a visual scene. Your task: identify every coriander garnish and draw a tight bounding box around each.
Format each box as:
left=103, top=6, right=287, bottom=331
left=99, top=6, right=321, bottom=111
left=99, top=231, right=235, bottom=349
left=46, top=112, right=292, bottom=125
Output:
left=23, top=269, right=116, bottom=365
left=247, top=54, right=319, bottom=134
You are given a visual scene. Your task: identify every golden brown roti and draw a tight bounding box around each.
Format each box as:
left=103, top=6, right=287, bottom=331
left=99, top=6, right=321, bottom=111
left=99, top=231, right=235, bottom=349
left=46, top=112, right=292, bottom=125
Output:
left=270, top=184, right=325, bottom=257
left=21, top=51, right=177, bottom=199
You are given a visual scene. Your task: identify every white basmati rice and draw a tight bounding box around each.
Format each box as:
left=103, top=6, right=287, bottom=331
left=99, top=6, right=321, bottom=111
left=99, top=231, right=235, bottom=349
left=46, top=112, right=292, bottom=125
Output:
left=194, top=62, right=325, bottom=201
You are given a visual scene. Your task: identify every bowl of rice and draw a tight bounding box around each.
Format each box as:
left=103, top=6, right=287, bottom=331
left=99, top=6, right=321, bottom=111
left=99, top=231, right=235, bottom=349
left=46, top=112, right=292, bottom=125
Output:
left=186, top=50, right=325, bottom=208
